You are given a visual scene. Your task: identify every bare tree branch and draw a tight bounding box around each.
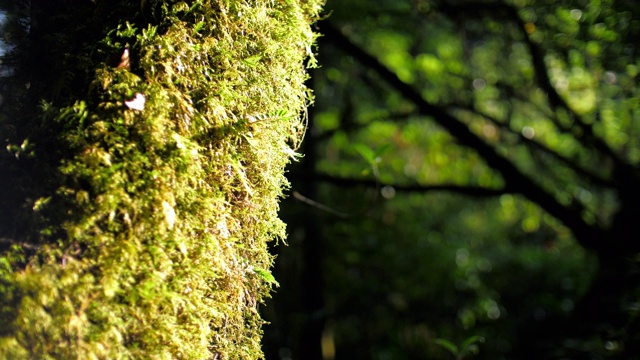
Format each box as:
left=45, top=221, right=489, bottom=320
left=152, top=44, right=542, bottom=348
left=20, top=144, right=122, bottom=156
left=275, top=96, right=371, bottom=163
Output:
left=450, top=105, right=612, bottom=188
left=314, top=173, right=507, bottom=197
left=318, top=20, right=604, bottom=251
left=437, top=1, right=623, bottom=166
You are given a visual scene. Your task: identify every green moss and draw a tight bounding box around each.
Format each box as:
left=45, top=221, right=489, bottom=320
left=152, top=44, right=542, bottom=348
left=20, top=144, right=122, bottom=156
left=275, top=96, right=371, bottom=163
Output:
left=0, top=0, right=323, bottom=358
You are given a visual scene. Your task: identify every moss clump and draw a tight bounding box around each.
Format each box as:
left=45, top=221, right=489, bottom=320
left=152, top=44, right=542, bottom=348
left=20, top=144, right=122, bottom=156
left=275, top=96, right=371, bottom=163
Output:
left=0, top=0, right=323, bottom=358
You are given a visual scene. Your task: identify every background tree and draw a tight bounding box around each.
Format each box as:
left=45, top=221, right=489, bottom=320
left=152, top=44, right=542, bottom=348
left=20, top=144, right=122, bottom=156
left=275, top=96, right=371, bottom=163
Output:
left=264, top=0, right=640, bottom=359
left=0, top=0, right=322, bottom=358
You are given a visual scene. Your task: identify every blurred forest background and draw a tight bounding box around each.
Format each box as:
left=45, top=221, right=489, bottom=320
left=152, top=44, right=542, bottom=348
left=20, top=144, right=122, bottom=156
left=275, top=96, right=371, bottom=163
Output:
left=263, top=0, right=640, bottom=359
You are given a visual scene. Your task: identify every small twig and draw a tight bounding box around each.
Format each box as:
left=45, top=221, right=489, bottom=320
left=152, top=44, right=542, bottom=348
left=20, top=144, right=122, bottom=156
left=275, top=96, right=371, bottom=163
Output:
left=292, top=191, right=350, bottom=218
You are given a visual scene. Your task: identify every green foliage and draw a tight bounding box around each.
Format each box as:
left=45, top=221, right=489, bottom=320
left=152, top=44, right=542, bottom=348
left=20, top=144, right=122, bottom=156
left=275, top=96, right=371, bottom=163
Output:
left=306, top=191, right=593, bottom=358
left=266, top=0, right=640, bottom=358
left=0, top=0, right=323, bottom=358
left=436, top=335, right=484, bottom=360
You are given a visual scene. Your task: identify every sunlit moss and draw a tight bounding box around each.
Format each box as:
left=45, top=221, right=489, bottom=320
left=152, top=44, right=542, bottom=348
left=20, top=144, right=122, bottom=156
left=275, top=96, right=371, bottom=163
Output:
left=0, top=0, right=323, bottom=358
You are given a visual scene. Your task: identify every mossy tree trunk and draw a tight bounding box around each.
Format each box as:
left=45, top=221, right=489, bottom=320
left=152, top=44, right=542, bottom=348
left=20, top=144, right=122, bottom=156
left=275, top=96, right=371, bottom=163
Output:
left=0, top=0, right=322, bottom=358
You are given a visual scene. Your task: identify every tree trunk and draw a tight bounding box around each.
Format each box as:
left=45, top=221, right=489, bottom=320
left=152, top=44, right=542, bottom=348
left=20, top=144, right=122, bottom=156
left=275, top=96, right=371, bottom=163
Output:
left=0, top=1, right=323, bottom=358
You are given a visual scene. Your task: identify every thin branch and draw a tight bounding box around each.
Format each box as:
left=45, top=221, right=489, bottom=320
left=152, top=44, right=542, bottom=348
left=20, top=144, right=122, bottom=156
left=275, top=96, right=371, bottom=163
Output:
left=292, top=191, right=350, bottom=218
left=314, top=173, right=508, bottom=198
left=510, top=8, right=620, bottom=160
left=438, top=1, right=623, bottom=166
left=292, top=150, right=383, bottom=218
left=489, top=80, right=574, bottom=134
left=450, top=105, right=612, bottom=188
left=318, top=21, right=604, bottom=250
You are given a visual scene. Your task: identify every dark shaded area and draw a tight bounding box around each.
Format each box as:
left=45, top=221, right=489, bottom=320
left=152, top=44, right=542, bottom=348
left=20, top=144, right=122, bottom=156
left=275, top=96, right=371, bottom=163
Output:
left=0, top=0, right=151, bottom=249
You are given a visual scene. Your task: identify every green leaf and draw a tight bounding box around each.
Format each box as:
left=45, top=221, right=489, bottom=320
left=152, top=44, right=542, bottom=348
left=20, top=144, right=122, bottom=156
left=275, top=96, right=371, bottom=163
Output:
left=460, top=335, right=484, bottom=352
left=374, top=143, right=392, bottom=158
left=116, top=22, right=137, bottom=39
left=242, top=55, right=263, bottom=68
left=459, top=336, right=484, bottom=358
left=193, top=21, right=206, bottom=35
left=253, top=267, right=279, bottom=287
left=353, top=143, right=376, bottom=165
left=141, top=25, right=157, bottom=41
left=435, top=338, right=459, bottom=356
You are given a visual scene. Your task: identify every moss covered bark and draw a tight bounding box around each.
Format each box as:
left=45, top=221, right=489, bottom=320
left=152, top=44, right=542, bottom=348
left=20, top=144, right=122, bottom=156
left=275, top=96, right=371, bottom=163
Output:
left=0, top=0, right=322, bottom=358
